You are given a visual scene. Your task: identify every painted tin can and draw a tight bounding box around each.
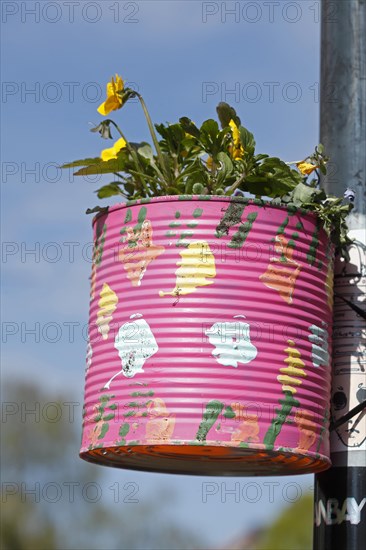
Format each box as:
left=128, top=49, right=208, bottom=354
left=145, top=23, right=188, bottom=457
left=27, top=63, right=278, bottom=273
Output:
left=80, top=196, right=334, bottom=475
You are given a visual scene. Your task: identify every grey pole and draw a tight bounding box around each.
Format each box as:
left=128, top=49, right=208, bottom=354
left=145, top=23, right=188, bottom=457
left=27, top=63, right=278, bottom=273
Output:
left=313, top=1, right=366, bottom=549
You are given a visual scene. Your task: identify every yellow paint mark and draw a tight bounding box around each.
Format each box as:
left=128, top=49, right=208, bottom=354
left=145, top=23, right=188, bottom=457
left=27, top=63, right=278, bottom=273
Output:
left=96, top=283, right=118, bottom=340
left=278, top=339, right=307, bottom=393
left=159, top=241, right=216, bottom=297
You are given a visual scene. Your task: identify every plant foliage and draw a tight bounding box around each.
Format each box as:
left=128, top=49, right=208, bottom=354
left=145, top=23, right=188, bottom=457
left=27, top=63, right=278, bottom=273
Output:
left=61, top=74, right=354, bottom=255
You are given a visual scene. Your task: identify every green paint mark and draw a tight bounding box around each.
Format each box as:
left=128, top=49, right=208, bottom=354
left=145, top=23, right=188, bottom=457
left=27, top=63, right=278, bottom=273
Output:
left=176, top=240, right=190, bottom=248
left=198, top=195, right=211, bottom=200
left=187, top=221, right=198, bottom=228
left=181, top=231, right=194, bottom=239
left=288, top=240, right=296, bottom=248
left=215, top=202, right=246, bottom=238
left=99, top=394, right=114, bottom=402
left=89, top=443, right=103, bottom=450
left=296, top=221, right=304, bottom=230
left=102, top=413, right=115, bottom=421
left=98, top=422, right=109, bottom=439
left=127, top=400, right=151, bottom=409
left=263, top=391, right=299, bottom=450
left=124, top=208, right=132, bottom=224
left=216, top=423, right=221, bottom=430
left=94, top=224, right=107, bottom=266
left=317, top=260, right=323, bottom=271
left=119, top=423, right=130, bottom=437
left=140, top=198, right=151, bottom=204
left=239, top=442, right=249, bottom=448
left=141, top=412, right=148, bottom=417
left=277, top=216, right=289, bottom=235
left=292, top=232, right=299, bottom=240
left=175, top=211, right=181, bottom=219
left=124, top=410, right=136, bottom=417
left=228, top=211, right=258, bottom=249
left=130, top=390, right=154, bottom=397
left=115, top=439, right=126, bottom=446
left=193, top=208, right=203, bottom=218
left=138, top=206, right=147, bottom=223
left=178, top=195, right=193, bottom=200
left=223, top=405, right=236, bottom=419
left=169, top=221, right=181, bottom=228
left=132, top=206, right=147, bottom=234
left=166, top=230, right=176, bottom=237
left=128, top=440, right=140, bottom=446
left=120, top=227, right=127, bottom=235
left=307, top=221, right=320, bottom=266
left=196, top=400, right=224, bottom=442
left=287, top=204, right=298, bottom=216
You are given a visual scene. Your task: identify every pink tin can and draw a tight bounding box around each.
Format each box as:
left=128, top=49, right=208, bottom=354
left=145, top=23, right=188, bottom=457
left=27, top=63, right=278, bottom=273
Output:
left=80, top=196, right=334, bottom=475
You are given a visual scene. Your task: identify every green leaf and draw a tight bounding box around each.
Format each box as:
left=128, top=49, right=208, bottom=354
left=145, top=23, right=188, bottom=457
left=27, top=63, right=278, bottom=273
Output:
left=60, top=157, right=101, bottom=169
left=85, top=206, right=109, bottom=215
left=179, top=117, right=201, bottom=139
left=96, top=183, right=124, bottom=199
left=291, top=182, right=326, bottom=207
left=137, top=143, right=154, bottom=161
left=200, top=119, right=220, bottom=148
left=167, top=186, right=181, bottom=195
left=124, top=182, right=135, bottom=196
left=216, top=102, right=241, bottom=128
left=216, top=152, right=233, bottom=185
left=239, top=126, right=256, bottom=154
left=74, top=160, right=123, bottom=176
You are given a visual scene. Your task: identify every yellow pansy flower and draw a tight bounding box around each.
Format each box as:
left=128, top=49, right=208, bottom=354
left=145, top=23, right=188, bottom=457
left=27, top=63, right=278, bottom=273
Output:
left=297, top=161, right=318, bottom=175
left=97, top=74, right=124, bottom=116
left=229, top=119, right=244, bottom=159
left=206, top=156, right=213, bottom=169
left=100, top=137, right=126, bottom=162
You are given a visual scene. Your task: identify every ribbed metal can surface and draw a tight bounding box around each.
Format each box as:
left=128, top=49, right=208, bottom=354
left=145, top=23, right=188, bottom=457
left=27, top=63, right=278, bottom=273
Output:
left=80, top=196, right=334, bottom=475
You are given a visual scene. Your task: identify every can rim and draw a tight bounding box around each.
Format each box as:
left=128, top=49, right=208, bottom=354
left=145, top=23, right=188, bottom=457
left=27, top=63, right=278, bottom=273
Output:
left=92, top=194, right=317, bottom=225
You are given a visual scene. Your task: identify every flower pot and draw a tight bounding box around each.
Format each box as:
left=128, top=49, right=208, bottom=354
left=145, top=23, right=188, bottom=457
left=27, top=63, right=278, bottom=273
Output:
left=80, top=195, right=334, bottom=476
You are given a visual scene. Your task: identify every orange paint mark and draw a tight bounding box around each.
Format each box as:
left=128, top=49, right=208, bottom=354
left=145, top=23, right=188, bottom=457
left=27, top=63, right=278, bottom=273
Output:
left=119, top=220, right=165, bottom=287
left=145, top=398, right=175, bottom=444
left=230, top=403, right=260, bottom=444
left=294, top=408, right=317, bottom=452
left=260, top=235, right=301, bottom=304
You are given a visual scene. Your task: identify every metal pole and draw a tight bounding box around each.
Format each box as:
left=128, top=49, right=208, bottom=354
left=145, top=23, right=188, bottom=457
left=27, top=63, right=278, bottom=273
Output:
left=313, top=1, right=366, bottom=549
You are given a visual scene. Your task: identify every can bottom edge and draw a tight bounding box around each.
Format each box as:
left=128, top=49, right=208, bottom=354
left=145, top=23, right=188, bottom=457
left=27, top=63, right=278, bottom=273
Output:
left=80, top=444, right=331, bottom=476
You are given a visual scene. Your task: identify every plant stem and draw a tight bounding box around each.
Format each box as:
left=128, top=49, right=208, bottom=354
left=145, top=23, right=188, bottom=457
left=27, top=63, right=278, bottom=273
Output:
left=136, top=93, right=170, bottom=191
left=226, top=171, right=247, bottom=195
left=109, top=120, right=151, bottom=197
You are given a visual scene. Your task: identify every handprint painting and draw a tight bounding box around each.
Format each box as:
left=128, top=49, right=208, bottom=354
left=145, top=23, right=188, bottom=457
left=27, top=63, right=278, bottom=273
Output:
left=205, top=317, right=258, bottom=367
left=81, top=196, right=334, bottom=476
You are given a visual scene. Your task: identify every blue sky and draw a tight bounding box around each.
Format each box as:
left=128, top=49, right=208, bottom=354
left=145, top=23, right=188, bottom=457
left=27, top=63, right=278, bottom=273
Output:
left=1, top=1, right=322, bottom=546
